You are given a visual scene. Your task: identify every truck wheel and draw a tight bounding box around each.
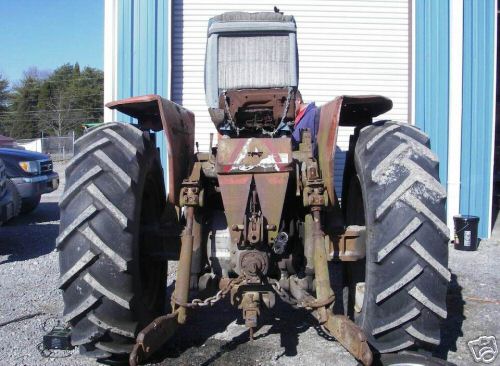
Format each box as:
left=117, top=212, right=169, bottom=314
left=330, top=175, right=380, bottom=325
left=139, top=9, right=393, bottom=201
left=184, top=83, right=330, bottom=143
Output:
left=57, top=122, right=167, bottom=362
left=6, top=179, right=22, bottom=217
left=20, top=195, right=41, bottom=213
left=353, top=121, right=450, bottom=354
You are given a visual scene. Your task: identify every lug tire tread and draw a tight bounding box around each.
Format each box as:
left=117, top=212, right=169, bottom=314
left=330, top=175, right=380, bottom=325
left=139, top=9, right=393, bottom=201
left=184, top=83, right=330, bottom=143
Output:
left=58, top=122, right=165, bottom=360
left=354, top=121, right=449, bottom=353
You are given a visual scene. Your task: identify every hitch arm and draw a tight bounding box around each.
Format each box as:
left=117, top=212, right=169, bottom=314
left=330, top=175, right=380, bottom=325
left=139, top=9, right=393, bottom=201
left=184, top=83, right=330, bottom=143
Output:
left=309, top=207, right=373, bottom=365
left=315, top=310, right=373, bottom=366
left=311, top=209, right=333, bottom=310
left=129, top=311, right=179, bottom=366
left=288, top=277, right=373, bottom=366
left=173, top=206, right=195, bottom=324
left=129, top=206, right=196, bottom=366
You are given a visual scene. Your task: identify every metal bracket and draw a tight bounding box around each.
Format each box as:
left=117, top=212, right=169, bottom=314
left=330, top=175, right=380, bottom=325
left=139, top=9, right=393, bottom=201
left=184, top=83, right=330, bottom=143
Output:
left=179, top=162, right=204, bottom=207
left=240, top=291, right=260, bottom=339
left=326, top=225, right=366, bottom=261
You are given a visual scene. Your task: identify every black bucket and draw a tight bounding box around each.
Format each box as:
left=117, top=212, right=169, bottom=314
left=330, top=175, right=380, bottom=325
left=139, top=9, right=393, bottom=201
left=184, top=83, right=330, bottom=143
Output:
left=453, top=215, right=480, bottom=251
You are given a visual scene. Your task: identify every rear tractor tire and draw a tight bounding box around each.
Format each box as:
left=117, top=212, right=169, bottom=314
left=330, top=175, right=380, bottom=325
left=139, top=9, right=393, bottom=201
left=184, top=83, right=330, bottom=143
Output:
left=57, top=122, right=167, bottom=362
left=350, top=121, right=450, bottom=354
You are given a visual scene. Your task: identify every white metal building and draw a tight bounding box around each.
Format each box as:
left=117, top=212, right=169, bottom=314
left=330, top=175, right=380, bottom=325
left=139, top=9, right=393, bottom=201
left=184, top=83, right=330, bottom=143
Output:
left=169, top=0, right=410, bottom=152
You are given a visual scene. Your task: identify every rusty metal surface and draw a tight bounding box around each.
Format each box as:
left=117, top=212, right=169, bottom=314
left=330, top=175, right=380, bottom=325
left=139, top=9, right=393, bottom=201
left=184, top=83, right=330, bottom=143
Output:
left=218, top=88, right=296, bottom=129
left=217, top=174, right=252, bottom=244
left=327, top=225, right=366, bottom=261
left=131, top=276, right=246, bottom=366
left=106, top=94, right=195, bottom=205
left=311, top=210, right=334, bottom=304
left=303, top=213, right=314, bottom=276
left=240, top=292, right=261, bottom=338
left=286, top=275, right=334, bottom=309
left=129, top=311, right=179, bottom=366
left=316, top=95, right=392, bottom=203
left=320, top=311, right=373, bottom=366
left=217, top=137, right=293, bottom=174
left=239, top=250, right=269, bottom=278
left=173, top=275, right=245, bottom=308
left=173, top=206, right=195, bottom=324
left=254, top=172, right=289, bottom=243
left=269, top=276, right=371, bottom=365
left=190, top=210, right=203, bottom=289
left=316, top=97, right=342, bottom=205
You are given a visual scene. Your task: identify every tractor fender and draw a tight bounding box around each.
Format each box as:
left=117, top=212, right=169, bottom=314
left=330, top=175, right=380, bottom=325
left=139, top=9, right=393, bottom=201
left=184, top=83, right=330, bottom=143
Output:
left=317, top=95, right=392, bottom=204
left=107, top=94, right=195, bottom=206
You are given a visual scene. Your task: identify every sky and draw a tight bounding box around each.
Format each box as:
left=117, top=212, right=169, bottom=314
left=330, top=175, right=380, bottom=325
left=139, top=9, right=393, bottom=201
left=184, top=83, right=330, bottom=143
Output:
left=0, top=0, right=103, bottom=83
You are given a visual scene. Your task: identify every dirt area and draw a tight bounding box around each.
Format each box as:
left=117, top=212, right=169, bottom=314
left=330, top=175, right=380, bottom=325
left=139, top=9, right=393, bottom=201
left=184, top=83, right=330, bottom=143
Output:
left=0, top=161, right=498, bottom=365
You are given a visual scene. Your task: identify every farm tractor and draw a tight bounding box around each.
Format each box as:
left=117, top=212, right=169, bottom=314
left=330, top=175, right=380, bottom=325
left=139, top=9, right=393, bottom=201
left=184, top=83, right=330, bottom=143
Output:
left=58, top=12, right=450, bottom=366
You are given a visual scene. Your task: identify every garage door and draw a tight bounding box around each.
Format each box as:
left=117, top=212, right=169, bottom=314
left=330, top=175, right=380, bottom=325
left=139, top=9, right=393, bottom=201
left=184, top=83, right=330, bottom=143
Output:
left=171, top=0, right=410, bottom=195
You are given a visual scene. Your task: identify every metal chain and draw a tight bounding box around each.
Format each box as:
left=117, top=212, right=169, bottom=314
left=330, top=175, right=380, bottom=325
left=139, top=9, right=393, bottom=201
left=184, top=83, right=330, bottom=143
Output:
left=270, top=87, right=294, bottom=136
left=223, top=88, right=292, bottom=137
left=279, top=87, right=293, bottom=125
left=174, top=275, right=332, bottom=310
left=268, top=279, right=299, bottom=308
left=268, top=278, right=335, bottom=310
left=172, top=275, right=244, bottom=309
left=222, top=90, right=240, bottom=136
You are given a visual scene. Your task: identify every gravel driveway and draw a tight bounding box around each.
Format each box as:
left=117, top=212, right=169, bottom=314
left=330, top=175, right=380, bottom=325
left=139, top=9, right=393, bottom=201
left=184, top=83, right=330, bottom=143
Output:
left=0, top=161, right=499, bottom=366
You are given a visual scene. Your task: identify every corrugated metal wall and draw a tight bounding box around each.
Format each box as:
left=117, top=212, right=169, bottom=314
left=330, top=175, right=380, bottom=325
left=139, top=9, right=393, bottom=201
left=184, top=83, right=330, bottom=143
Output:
left=460, top=0, right=496, bottom=238
left=116, top=0, right=170, bottom=188
left=414, top=0, right=449, bottom=187
left=414, top=0, right=496, bottom=238
left=171, top=0, right=410, bottom=197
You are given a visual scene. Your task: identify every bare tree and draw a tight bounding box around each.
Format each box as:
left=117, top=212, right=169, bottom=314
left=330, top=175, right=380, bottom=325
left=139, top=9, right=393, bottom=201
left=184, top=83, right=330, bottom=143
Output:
left=38, top=90, right=85, bottom=137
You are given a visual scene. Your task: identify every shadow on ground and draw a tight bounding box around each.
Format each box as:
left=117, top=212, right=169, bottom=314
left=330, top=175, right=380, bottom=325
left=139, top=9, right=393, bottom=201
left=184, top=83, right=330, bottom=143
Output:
left=434, top=273, right=466, bottom=360
left=0, top=202, right=59, bottom=263
left=149, top=296, right=321, bottom=366
left=147, top=261, right=364, bottom=366
left=151, top=268, right=466, bottom=365
left=148, top=259, right=353, bottom=365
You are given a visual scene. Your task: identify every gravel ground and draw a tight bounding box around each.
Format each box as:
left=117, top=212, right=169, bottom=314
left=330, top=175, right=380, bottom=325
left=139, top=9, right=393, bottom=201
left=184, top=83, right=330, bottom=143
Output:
left=0, top=161, right=499, bottom=366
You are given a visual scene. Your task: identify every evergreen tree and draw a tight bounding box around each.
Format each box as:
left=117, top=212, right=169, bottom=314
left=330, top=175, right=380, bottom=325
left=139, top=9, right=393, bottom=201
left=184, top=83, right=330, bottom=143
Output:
left=8, top=69, right=42, bottom=138
left=0, top=74, right=10, bottom=135
left=0, top=63, right=104, bottom=139
left=37, top=63, right=103, bottom=137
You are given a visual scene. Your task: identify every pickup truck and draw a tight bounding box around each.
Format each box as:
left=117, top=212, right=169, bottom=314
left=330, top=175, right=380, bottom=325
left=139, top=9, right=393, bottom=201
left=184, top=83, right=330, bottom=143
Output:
left=0, top=158, right=15, bottom=224
left=0, top=148, right=59, bottom=213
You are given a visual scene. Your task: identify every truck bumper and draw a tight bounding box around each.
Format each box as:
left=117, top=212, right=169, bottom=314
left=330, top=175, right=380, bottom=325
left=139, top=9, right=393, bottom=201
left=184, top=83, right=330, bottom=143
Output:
left=11, top=172, right=59, bottom=199
left=0, top=191, right=15, bottom=224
